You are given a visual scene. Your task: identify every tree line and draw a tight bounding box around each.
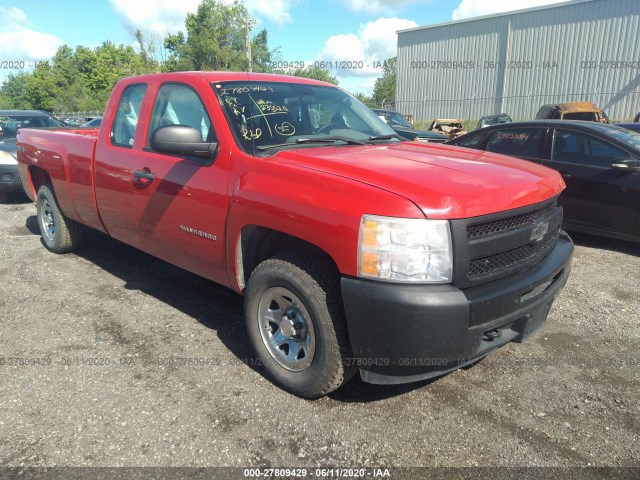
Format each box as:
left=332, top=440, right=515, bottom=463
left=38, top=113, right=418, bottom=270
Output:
left=0, top=0, right=395, bottom=113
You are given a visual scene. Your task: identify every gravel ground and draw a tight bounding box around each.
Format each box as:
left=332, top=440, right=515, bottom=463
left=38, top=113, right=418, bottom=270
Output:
left=1, top=193, right=639, bottom=470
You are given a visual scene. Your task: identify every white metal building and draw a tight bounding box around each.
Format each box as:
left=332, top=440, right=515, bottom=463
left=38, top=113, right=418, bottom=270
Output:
left=396, top=0, right=640, bottom=123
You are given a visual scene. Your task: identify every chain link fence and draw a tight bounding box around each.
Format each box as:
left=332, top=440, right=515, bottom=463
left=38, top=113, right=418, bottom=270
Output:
left=55, top=111, right=103, bottom=121
left=395, top=91, right=640, bottom=128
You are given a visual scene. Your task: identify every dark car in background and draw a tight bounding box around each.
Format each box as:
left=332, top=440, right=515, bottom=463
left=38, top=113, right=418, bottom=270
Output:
left=447, top=120, right=640, bottom=242
left=81, top=116, right=103, bottom=128
left=0, top=110, right=63, bottom=202
left=372, top=109, right=448, bottom=143
left=535, top=102, right=609, bottom=123
left=476, top=113, right=512, bottom=130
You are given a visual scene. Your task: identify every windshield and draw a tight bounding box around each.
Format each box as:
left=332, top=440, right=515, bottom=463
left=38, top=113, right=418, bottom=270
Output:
left=564, top=112, right=597, bottom=122
left=0, top=114, right=62, bottom=139
left=213, top=81, right=397, bottom=154
left=480, top=115, right=511, bottom=127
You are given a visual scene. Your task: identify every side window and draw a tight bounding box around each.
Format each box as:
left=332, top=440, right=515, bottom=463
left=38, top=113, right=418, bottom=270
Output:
left=549, top=109, right=561, bottom=120
left=456, top=133, right=485, bottom=149
left=588, top=137, right=629, bottom=167
left=111, top=84, right=147, bottom=148
left=486, top=128, right=544, bottom=158
left=148, top=83, right=213, bottom=145
left=552, top=130, right=629, bottom=168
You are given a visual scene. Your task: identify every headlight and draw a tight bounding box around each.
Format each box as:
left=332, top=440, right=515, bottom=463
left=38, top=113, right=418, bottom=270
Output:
left=0, top=151, right=17, bottom=166
left=358, top=215, right=453, bottom=283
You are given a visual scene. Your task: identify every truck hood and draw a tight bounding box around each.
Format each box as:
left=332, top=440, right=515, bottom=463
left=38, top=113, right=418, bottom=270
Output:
left=272, top=142, right=564, bottom=219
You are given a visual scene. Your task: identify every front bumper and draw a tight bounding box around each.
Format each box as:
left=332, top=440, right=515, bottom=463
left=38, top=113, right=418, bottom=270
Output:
left=0, top=164, right=23, bottom=193
left=341, top=230, right=574, bottom=384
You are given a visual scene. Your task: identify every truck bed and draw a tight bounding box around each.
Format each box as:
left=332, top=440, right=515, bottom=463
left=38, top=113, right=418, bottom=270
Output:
left=17, top=128, right=104, bottom=231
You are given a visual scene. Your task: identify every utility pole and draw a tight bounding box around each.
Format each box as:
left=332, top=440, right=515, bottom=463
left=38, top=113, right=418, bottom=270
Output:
left=244, top=13, right=255, bottom=73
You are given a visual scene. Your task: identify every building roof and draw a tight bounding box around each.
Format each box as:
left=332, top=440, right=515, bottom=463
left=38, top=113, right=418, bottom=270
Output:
left=397, top=0, right=602, bottom=34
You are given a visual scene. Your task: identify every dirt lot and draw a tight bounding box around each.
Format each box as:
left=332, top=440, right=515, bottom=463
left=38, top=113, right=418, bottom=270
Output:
left=1, top=193, right=639, bottom=471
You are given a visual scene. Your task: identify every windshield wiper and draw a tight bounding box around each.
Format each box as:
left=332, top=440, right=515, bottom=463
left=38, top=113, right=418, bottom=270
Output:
left=255, top=135, right=366, bottom=151
left=367, top=134, right=404, bottom=142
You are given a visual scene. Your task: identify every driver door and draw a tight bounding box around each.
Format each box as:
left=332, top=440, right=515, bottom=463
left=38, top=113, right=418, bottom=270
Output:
left=127, top=82, right=231, bottom=284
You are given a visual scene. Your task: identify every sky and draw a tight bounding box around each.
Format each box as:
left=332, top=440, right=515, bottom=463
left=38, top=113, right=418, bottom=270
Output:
left=0, top=0, right=570, bottom=95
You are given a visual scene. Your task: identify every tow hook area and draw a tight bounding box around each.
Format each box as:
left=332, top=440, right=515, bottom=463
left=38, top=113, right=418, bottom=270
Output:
left=483, top=328, right=503, bottom=341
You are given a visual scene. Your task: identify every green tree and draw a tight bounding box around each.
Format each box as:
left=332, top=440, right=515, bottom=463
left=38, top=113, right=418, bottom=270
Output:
left=24, top=62, right=59, bottom=111
left=1, top=73, right=28, bottom=108
left=353, top=92, right=373, bottom=107
left=251, top=28, right=276, bottom=73
left=164, top=0, right=273, bottom=72
left=0, top=41, right=159, bottom=112
left=371, top=56, right=396, bottom=107
left=288, top=65, right=338, bottom=84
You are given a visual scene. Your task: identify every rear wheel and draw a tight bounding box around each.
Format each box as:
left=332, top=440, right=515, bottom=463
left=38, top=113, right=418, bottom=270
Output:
left=36, top=184, right=83, bottom=253
left=244, top=252, right=356, bottom=398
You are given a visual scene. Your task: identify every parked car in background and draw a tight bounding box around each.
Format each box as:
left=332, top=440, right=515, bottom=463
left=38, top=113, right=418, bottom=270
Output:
left=476, top=113, right=512, bottom=130
left=0, top=110, right=63, bottom=202
left=81, top=116, right=103, bottom=128
left=372, top=109, right=448, bottom=143
left=57, top=117, right=82, bottom=127
left=448, top=120, right=640, bottom=242
left=535, top=102, right=609, bottom=123
left=429, top=118, right=467, bottom=139
left=634, top=112, right=640, bottom=123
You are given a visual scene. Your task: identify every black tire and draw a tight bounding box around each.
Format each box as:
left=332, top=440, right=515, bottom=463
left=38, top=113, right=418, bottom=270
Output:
left=36, top=183, right=83, bottom=253
left=244, top=252, right=356, bottom=398
left=0, top=192, right=7, bottom=203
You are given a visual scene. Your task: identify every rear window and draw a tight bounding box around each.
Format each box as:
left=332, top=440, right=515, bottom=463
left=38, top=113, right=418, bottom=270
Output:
left=486, top=128, right=545, bottom=158
left=564, top=112, right=596, bottom=121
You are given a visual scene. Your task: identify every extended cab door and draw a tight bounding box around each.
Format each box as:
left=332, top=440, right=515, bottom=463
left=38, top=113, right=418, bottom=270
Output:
left=127, top=82, right=231, bottom=285
left=543, top=128, right=640, bottom=235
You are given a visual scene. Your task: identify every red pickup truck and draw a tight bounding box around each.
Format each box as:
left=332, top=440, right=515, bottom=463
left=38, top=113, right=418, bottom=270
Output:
left=17, top=72, right=573, bottom=398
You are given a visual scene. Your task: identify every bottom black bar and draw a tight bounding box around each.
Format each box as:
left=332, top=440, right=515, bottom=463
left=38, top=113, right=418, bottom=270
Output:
left=0, top=467, right=638, bottom=480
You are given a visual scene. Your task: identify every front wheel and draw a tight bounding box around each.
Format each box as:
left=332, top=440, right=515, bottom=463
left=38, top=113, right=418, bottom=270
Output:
left=36, top=183, right=83, bottom=253
left=244, top=252, right=355, bottom=398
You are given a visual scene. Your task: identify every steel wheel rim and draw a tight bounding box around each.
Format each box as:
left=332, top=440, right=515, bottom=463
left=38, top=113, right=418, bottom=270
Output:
left=257, top=286, right=315, bottom=372
left=39, top=198, right=56, bottom=242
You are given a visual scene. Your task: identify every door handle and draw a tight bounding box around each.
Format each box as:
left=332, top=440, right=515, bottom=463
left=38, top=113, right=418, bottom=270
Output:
left=559, top=171, right=571, bottom=178
left=133, top=168, right=155, bottom=185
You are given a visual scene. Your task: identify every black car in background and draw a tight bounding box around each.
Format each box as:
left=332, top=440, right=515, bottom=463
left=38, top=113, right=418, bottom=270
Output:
left=476, top=113, right=512, bottom=130
left=447, top=120, right=640, bottom=242
left=372, top=109, right=448, bottom=143
left=0, top=110, right=63, bottom=202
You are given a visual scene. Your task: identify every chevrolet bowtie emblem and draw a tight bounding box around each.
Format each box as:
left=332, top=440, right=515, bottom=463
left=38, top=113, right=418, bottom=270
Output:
left=530, top=221, right=549, bottom=243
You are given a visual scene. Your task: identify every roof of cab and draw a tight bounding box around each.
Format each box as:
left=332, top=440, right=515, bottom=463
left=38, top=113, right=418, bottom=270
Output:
left=118, top=71, right=336, bottom=87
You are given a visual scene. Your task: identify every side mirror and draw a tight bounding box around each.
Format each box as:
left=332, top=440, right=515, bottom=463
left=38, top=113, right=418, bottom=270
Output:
left=611, top=159, right=639, bottom=172
left=150, top=125, right=217, bottom=160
